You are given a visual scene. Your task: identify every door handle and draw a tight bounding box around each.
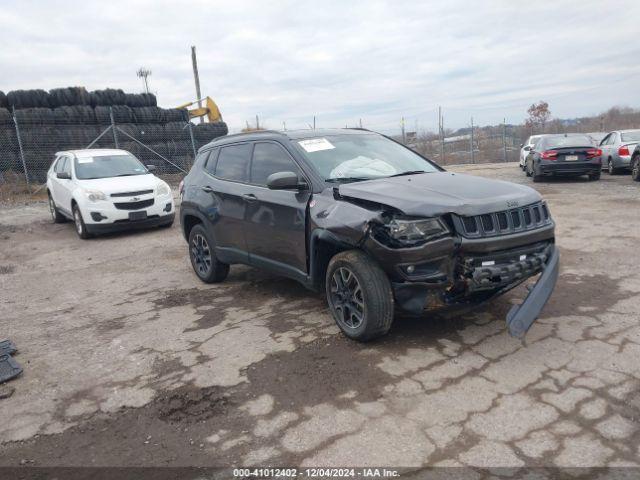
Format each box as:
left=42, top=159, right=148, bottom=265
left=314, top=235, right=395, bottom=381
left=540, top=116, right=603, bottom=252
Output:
left=242, top=193, right=258, bottom=202
left=201, top=186, right=214, bottom=193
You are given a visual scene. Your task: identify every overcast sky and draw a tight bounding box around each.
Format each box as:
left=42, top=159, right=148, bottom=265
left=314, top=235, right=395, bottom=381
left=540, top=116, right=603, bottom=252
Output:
left=2, top=0, right=640, bottom=134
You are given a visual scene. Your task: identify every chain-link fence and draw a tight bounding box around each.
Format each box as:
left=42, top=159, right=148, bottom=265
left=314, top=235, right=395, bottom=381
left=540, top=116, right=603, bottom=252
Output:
left=0, top=106, right=228, bottom=194
left=410, top=132, right=522, bottom=166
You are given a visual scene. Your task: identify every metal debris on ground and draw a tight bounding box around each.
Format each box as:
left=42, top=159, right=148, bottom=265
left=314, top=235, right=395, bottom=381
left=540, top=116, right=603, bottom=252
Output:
left=0, top=353, right=22, bottom=385
left=0, top=339, right=17, bottom=357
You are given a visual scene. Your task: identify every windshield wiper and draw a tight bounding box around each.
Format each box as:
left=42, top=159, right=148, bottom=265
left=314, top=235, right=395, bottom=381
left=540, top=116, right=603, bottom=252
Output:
left=113, top=173, right=142, bottom=177
left=325, top=177, right=372, bottom=183
left=388, top=170, right=428, bottom=177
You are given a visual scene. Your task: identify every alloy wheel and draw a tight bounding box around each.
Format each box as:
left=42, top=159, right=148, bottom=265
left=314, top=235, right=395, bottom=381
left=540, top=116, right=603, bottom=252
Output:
left=191, top=234, right=212, bottom=276
left=48, top=196, right=56, bottom=221
left=74, top=209, right=83, bottom=235
left=329, top=267, right=365, bottom=329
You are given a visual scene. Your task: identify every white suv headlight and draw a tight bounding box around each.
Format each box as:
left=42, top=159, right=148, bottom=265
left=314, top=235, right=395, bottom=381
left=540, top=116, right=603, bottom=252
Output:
left=84, top=190, right=107, bottom=202
left=156, top=182, right=170, bottom=196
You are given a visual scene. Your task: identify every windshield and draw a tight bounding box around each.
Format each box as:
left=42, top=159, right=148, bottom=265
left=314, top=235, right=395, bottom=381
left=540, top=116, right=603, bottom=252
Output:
left=293, top=134, right=439, bottom=182
left=621, top=131, right=640, bottom=142
left=541, top=135, right=594, bottom=149
left=74, top=154, right=149, bottom=180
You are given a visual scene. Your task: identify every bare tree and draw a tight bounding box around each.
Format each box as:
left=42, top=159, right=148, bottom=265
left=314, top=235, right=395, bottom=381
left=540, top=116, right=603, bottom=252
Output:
left=525, top=101, right=552, bottom=133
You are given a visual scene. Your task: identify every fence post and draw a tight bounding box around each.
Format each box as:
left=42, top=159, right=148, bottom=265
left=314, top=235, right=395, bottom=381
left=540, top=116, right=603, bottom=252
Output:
left=502, top=118, right=507, bottom=162
left=187, top=121, right=197, bottom=160
left=110, top=107, right=119, bottom=148
left=12, top=107, right=30, bottom=189
left=470, top=116, right=475, bottom=164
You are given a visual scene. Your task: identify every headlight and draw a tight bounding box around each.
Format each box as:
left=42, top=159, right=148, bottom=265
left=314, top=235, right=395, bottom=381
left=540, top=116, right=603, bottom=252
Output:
left=84, top=190, right=107, bottom=202
left=156, top=182, right=170, bottom=196
left=376, top=217, right=449, bottom=247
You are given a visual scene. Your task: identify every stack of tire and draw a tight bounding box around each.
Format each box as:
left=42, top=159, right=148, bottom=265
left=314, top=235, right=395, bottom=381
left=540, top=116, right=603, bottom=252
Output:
left=0, top=86, right=228, bottom=182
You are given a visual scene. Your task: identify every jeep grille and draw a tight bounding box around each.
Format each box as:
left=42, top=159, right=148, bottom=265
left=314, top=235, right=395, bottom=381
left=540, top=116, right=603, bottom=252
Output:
left=454, top=202, right=552, bottom=238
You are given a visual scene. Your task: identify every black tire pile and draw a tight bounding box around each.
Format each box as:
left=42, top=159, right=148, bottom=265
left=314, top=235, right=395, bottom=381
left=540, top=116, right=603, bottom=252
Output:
left=0, top=86, right=228, bottom=181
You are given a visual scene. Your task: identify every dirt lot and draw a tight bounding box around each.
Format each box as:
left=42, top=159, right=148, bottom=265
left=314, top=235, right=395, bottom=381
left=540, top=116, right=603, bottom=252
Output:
left=0, top=163, right=639, bottom=469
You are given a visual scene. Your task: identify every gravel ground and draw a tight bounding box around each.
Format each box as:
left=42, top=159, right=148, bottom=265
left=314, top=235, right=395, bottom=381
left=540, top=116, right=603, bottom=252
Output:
left=0, top=163, right=638, bottom=469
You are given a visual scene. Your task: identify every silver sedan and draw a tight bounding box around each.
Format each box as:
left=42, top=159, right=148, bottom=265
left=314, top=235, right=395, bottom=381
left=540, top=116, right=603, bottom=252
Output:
left=599, top=129, right=640, bottom=174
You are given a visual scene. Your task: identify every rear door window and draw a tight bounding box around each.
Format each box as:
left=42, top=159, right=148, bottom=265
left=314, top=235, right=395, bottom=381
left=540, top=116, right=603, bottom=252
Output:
left=215, top=144, right=252, bottom=182
left=203, top=149, right=219, bottom=175
left=250, top=142, right=301, bottom=186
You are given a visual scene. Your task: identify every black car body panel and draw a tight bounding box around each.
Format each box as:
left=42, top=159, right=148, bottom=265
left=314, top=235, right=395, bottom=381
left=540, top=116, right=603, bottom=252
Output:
left=181, top=129, right=559, bottom=338
left=336, top=172, right=540, bottom=217
left=85, top=212, right=174, bottom=234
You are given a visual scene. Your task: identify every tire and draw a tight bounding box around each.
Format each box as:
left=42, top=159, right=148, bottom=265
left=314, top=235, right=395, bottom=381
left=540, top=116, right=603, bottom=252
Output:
left=525, top=161, right=532, bottom=177
left=72, top=204, right=91, bottom=239
left=608, top=158, right=621, bottom=175
left=631, top=156, right=640, bottom=182
left=188, top=224, right=229, bottom=283
left=588, top=172, right=601, bottom=181
left=48, top=193, right=66, bottom=223
left=325, top=250, right=394, bottom=342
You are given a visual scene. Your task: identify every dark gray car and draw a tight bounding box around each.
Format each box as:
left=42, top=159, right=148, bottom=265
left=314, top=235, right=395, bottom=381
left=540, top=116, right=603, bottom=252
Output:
left=524, top=134, right=602, bottom=182
left=180, top=129, right=559, bottom=341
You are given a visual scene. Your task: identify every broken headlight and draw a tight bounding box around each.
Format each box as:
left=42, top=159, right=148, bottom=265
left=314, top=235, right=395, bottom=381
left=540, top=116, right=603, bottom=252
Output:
left=375, top=217, right=449, bottom=247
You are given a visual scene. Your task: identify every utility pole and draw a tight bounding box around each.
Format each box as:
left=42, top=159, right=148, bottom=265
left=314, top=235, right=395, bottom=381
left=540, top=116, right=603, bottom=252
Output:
left=256, top=115, right=260, bottom=130
left=470, top=116, right=475, bottom=164
left=313, top=116, right=316, bottom=130
left=136, top=67, right=152, bottom=94
left=283, top=121, right=286, bottom=131
left=359, top=118, right=363, bottom=128
left=502, top=118, right=507, bottom=162
left=439, top=107, right=445, bottom=163
left=191, top=46, right=204, bottom=124
left=401, top=117, right=406, bottom=143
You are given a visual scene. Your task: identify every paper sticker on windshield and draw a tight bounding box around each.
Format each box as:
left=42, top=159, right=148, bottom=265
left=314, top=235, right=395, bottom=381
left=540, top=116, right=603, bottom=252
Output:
left=298, top=138, right=335, bottom=153
left=78, top=158, right=94, bottom=163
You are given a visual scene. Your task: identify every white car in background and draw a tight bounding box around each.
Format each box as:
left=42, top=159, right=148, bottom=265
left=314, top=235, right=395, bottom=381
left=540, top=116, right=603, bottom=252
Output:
left=519, top=135, right=544, bottom=170
left=46, top=149, right=175, bottom=239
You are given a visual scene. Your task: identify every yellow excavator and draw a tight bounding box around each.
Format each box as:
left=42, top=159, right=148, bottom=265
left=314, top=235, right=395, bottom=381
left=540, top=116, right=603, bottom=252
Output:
left=176, top=96, right=223, bottom=123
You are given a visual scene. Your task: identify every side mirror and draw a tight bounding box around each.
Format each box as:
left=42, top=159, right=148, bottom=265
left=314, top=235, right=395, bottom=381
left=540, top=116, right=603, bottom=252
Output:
left=57, top=171, right=71, bottom=180
left=146, top=164, right=157, bottom=172
left=267, top=171, right=307, bottom=190
left=520, top=144, right=524, bottom=148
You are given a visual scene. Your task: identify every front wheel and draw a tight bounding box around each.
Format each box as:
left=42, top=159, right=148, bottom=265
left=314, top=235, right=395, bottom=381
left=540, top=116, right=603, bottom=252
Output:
left=72, top=205, right=91, bottom=239
left=48, top=193, right=65, bottom=223
left=632, top=156, right=640, bottom=182
left=326, top=250, right=394, bottom=342
left=188, top=224, right=229, bottom=283
left=588, top=172, right=601, bottom=181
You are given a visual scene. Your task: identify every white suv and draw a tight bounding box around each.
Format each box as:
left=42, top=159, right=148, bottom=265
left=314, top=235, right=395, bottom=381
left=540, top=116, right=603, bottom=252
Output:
left=46, top=149, right=175, bottom=239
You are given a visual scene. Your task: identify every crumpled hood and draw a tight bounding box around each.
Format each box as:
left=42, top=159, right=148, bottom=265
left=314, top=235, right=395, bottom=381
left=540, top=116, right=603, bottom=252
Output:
left=78, top=174, right=160, bottom=195
left=337, top=171, right=541, bottom=216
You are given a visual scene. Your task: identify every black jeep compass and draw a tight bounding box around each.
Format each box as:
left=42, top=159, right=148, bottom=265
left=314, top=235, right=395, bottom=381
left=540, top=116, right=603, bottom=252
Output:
left=180, top=129, right=559, bottom=342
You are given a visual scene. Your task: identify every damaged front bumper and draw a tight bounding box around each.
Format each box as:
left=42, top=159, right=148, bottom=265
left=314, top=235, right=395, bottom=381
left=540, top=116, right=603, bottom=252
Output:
left=365, top=234, right=559, bottom=338
left=505, top=244, right=559, bottom=338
